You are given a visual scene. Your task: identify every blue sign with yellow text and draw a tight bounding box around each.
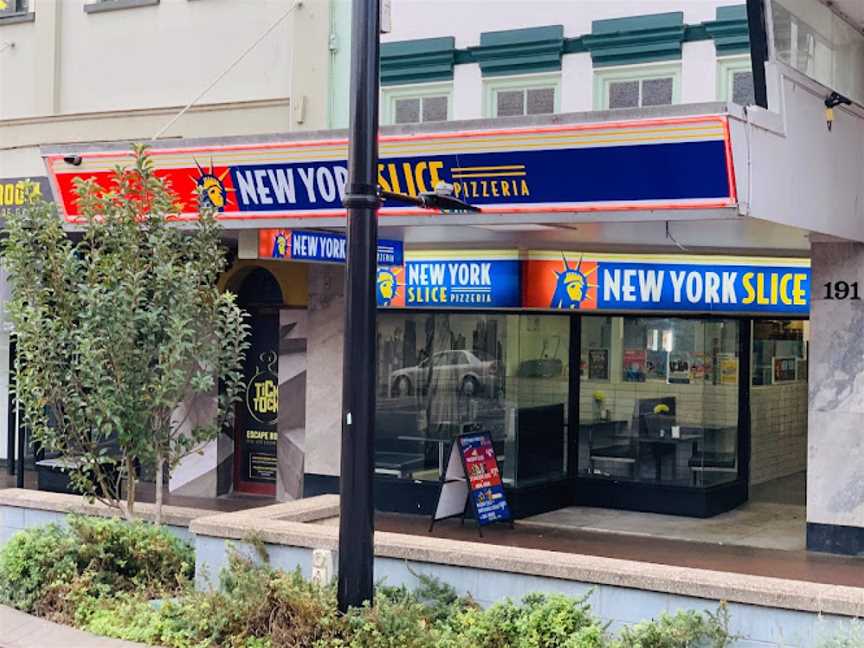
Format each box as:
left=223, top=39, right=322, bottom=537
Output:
left=524, top=253, right=810, bottom=315
left=379, top=252, right=521, bottom=309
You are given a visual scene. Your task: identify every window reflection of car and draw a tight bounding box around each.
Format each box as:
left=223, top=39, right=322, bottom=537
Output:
left=390, top=350, right=499, bottom=398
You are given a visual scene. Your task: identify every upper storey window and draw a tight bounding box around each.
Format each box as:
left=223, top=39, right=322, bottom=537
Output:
left=594, top=63, right=680, bottom=110
left=486, top=74, right=559, bottom=118
left=382, top=83, right=452, bottom=125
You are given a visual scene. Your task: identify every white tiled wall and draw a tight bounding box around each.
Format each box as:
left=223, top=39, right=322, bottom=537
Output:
left=750, top=383, right=808, bottom=485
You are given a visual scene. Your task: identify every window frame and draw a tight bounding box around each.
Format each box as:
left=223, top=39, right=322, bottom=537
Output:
left=717, top=55, right=754, bottom=105
left=0, top=0, right=32, bottom=21
left=593, top=62, right=682, bottom=110
left=482, top=72, right=561, bottom=119
left=380, top=82, right=453, bottom=126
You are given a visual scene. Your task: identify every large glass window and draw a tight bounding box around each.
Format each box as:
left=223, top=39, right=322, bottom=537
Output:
left=579, top=316, right=740, bottom=487
left=0, top=0, right=27, bottom=16
left=772, top=1, right=864, bottom=106
left=750, top=320, right=809, bottom=485
left=752, top=320, right=809, bottom=386
left=376, top=312, right=569, bottom=487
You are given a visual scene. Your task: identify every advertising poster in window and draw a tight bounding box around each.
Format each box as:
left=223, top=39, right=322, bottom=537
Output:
left=459, top=432, right=511, bottom=526
left=623, top=349, right=647, bottom=382
left=772, top=356, right=797, bottom=383
left=668, top=351, right=692, bottom=384
left=719, top=353, right=739, bottom=385
left=588, top=349, right=609, bottom=381
left=237, top=313, right=280, bottom=489
left=646, top=350, right=668, bottom=382
left=245, top=349, right=279, bottom=482
left=689, top=352, right=709, bottom=382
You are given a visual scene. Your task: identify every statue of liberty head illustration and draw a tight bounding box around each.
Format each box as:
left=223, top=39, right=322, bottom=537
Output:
left=376, top=268, right=399, bottom=307
left=271, top=231, right=289, bottom=259
left=551, top=254, right=595, bottom=309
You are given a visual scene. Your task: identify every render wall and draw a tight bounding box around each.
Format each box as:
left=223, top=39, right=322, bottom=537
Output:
left=304, top=264, right=345, bottom=479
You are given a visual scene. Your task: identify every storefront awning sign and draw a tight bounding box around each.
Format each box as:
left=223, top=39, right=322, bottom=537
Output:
left=44, top=115, right=736, bottom=223
left=524, top=252, right=810, bottom=315
left=378, top=250, right=522, bottom=309
left=378, top=251, right=810, bottom=315
left=0, top=176, right=53, bottom=221
left=259, top=228, right=403, bottom=267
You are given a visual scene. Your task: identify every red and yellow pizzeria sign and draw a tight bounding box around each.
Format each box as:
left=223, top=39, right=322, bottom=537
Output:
left=44, top=116, right=736, bottom=222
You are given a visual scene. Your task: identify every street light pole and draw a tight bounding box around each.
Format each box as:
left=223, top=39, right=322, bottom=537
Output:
left=338, top=0, right=380, bottom=613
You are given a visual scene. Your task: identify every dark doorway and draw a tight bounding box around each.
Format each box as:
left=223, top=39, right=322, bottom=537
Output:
left=233, top=268, right=282, bottom=495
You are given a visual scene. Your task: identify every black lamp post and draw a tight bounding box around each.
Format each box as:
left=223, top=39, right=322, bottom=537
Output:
left=337, top=0, right=381, bottom=613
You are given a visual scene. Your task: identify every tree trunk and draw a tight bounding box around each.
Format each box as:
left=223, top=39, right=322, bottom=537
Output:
left=155, top=450, right=164, bottom=526
left=125, top=455, right=136, bottom=521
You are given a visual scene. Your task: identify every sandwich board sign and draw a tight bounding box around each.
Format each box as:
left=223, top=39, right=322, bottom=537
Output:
left=429, top=430, right=512, bottom=536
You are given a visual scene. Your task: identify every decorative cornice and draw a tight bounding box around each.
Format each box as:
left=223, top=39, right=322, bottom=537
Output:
left=380, top=37, right=456, bottom=86
left=703, top=5, right=750, bottom=55
left=380, top=10, right=749, bottom=85
left=468, top=25, right=564, bottom=77
left=583, top=12, right=686, bottom=67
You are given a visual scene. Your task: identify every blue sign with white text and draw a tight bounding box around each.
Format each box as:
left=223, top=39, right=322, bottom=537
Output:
left=403, top=258, right=521, bottom=308
left=262, top=229, right=403, bottom=266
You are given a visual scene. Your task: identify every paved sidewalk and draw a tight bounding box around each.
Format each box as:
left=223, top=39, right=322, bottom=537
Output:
left=0, top=605, right=153, bottom=648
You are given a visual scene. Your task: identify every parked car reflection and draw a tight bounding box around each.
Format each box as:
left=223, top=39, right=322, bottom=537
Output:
left=389, top=350, right=499, bottom=398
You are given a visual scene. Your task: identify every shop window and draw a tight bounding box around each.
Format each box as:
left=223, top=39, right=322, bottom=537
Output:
left=484, top=74, right=559, bottom=118
left=752, top=320, right=809, bottom=386
left=381, top=83, right=451, bottom=125
left=771, top=1, right=864, bottom=106
left=594, top=64, right=681, bottom=110
left=0, top=0, right=28, bottom=16
left=718, top=56, right=756, bottom=106
left=579, top=316, right=740, bottom=488
left=376, top=312, right=570, bottom=487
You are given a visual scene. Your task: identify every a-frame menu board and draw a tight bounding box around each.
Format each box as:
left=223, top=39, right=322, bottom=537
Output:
left=429, top=431, right=512, bottom=536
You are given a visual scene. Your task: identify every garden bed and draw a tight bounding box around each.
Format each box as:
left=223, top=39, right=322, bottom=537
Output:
left=0, top=489, right=861, bottom=647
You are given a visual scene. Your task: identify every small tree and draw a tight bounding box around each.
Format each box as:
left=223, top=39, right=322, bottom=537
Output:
left=2, top=146, right=250, bottom=523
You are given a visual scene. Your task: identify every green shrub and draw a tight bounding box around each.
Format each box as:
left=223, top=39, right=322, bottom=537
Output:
left=0, top=522, right=79, bottom=612
left=818, top=620, right=864, bottom=648
left=2, top=518, right=740, bottom=648
left=0, top=515, right=193, bottom=622
left=434, top=592, right=606, bottom=648
left=611, top=606, right=732, bottom=648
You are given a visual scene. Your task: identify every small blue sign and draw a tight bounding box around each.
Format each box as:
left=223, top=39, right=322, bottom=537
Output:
left=267, top=229, right=403, bottom=266
left=403, top=258, right=521, bottom=308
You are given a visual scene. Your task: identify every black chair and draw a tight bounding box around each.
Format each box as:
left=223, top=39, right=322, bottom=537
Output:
left=374, top=409, right=427, bottom=478
left=588, top=419, right=637, bottom=478
left=688, top=427, right=737, bottom=485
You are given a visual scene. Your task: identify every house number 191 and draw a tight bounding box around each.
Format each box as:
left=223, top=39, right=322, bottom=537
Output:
left=824, top=281, right=861, bottom=300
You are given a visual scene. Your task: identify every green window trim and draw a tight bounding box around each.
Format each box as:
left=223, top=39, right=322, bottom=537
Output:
left=717, top=55, right=753, bottom=102
left=482, top=73, right=561, bottom=118
left=381, top=82, right=453, bottom=126
left=380, top=37, right=456, bottom=86
left=593, top=62, right=682, bottom=110
left=703, top=5, right=750, bottom=55
left=469, top=25, right=564, bottom=78
left=584, top=12, right=686, bottom=68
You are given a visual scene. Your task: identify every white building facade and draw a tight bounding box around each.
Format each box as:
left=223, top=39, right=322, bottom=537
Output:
left=3, top=0, right=864, bottom=556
